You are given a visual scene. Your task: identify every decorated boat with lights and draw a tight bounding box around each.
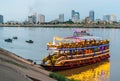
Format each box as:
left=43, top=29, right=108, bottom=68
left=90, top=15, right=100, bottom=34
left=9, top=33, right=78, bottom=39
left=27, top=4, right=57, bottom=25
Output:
left=41, top=30, right=110, bottom=71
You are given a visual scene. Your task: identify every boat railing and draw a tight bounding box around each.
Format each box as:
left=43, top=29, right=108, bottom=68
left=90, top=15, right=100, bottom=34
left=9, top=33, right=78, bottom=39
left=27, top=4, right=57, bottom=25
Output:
left=57, top=52, right=109, bottom=64
left=47, top=44, right=109, bottom=51
left=47, top=39, right=109, bottom=49
left=55, top=49, right=109, bottom=64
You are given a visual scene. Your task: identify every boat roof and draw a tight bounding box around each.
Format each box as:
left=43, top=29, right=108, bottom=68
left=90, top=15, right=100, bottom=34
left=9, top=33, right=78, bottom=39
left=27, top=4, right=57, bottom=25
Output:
left=73, top=29, right=92, bottom=37
left=76, top=36, right=101, bottom=40
left=64, top=36, right=101, bottom=41
left=52, top=36, right=102, bottom=44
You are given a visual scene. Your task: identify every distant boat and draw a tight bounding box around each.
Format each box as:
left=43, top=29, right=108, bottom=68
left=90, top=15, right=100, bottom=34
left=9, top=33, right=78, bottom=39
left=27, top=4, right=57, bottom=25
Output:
left=4, top=38, right=12, bottom=43
left=26, top=40, right=34, bottom=43
left=13, top=36, right=18, bottom=39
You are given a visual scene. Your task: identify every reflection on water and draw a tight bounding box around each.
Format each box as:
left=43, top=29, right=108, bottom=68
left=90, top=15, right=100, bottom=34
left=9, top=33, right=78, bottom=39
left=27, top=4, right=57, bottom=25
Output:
left=57, top=60, right=110, bottom=81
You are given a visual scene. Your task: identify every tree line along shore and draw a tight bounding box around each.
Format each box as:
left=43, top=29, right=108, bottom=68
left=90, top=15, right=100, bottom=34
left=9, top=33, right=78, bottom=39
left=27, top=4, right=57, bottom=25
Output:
left=0, top=24, right=120, bottom=28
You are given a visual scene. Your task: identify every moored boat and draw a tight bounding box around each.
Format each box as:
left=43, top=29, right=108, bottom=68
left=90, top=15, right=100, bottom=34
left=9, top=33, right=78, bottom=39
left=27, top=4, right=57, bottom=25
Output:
left=41, top=30, right=110, bottom=71
left=26, top=40, right=34, bottom=43
left=13, top=36, right=18, bottom=39
left=4, top=38, right=12, bottom=43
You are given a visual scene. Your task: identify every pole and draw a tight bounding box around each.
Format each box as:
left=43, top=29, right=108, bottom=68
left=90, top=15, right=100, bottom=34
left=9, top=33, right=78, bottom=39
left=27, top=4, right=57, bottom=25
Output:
left=70, top=49, right=73, bottom=59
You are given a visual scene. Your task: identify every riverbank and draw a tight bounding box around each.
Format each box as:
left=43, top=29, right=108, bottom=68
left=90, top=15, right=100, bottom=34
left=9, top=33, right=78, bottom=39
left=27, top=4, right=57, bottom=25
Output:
left=0, top=47, right=56, bottom=81
left=0, top=24, right=120, bottom=28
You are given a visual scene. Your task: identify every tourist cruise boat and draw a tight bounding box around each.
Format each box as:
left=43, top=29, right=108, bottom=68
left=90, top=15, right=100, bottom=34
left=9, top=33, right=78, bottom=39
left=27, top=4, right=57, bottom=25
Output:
left=41, top=30, right=110, bottom=71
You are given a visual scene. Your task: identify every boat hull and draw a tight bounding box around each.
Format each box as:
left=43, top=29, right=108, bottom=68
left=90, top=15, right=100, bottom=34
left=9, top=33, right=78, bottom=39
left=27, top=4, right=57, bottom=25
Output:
left=40, top=54, right=110, bottom=71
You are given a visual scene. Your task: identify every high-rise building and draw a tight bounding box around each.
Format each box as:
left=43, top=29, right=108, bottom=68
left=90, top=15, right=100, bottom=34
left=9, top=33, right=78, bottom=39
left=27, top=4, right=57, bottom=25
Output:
left=85, top=17, right=91, bottom=24
left=28, top=16, right=33, bottom=24
left=0, top=15, right=3, bottom=23
left=89, top=10, right=94, bottom=21
left=72, top=10, right=75, bottom=18
left=28, top=14, right=37, bottom=24
left=110, top=14, right=116, bottom=22
left=59, top=14, right=64, bottom=22
left=103, top=15, right=110, bottom=22
left=103, top=14, right=116, bottom=22
left=76, top=12, right=80, bottom=19
left=71, top=10, right=80, bottom=23
left=38, top=14, right=45, bottom=23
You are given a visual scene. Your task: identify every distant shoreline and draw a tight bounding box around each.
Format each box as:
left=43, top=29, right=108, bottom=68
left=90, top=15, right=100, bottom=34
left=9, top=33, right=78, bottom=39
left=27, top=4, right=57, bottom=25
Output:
left=0, top=24, right=120, bottom=28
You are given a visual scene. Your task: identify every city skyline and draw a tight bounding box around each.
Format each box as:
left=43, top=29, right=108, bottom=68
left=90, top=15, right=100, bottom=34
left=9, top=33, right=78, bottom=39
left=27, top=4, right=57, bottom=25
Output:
left=0, top=0, right=120, bottom=22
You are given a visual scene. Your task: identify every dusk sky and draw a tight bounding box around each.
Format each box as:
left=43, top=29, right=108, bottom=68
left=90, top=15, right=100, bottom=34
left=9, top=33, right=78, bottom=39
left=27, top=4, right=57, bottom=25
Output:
left=0, top=0, right=119, bottom=22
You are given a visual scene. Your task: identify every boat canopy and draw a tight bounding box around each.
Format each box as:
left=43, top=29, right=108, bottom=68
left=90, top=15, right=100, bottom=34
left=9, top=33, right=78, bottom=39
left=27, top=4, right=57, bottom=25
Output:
left=76, top=36, right=101, bottom=40
left=52, top=35, right=102, bottom=44
left=64, top=36, right=101, bottom=42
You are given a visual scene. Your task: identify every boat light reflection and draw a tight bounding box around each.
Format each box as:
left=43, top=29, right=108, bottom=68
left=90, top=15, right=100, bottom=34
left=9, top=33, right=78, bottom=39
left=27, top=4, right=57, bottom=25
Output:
left=57, top=60, right=110, bottom=81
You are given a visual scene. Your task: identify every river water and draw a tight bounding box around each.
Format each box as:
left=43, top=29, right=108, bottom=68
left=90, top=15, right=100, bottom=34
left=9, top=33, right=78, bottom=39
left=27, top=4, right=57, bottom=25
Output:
left=0, top=27, right=119, bottom=81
